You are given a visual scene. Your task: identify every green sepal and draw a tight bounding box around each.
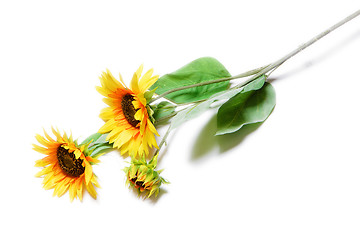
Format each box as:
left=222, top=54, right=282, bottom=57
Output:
left=151, top=101, right=176, bottom=125
left=148, top=154, right=158, bottom=169
left=129, top=163, right=139, bottom=178
left=144, top=171, right=155, bottom=183
left=144, top=87, right=157, bottom=103
left=147, top=105, right=156, bottom=123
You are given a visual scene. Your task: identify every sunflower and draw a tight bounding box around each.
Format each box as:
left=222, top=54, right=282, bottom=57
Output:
left=124, top=155, right=168, bottom=198
left=96, top=65, right=159, bottom=158
left=33, top=128, right=100, bottom=201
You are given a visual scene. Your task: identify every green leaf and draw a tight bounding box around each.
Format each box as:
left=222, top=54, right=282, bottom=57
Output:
left=151, top=57, right=231, bottom=104
left=169, top=75, right=268, bottom=130
left=89, top=142, right=113, bottom=158
left=80, top=132, right=102, bottom=146
left=216, top=82, right=276, bottom=135
left=152, top=101, right=176, bottom=124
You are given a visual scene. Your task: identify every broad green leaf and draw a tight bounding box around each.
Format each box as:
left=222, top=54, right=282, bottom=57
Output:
left=151, top=57, right=231, bottom=104
left=92, top=133, right=109, bottom=145
left=216, top=82, right=276, bottom=135
left=80, top=132, right=102, bottom=146
left=169, top=75, right=267, bottom=130
left=89, top=142, right=113, bottom=158
left=152, top=101, right=176, bottom=124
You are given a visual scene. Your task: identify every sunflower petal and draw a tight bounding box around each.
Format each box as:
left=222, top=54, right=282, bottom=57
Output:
left=147, top=119, right=159, bottom=136
left=86, top=183, right=97, bottom=199
left=130, top=72, right=140, bottom=93
left=35, top=165, right=53, bottom=177
left=99, top=118, right=117, bottom=133
left=99, top=107, right=114, bottom=120
left=69, top=182, right=77, bottom=202
left=84, top=160, right=93, bottom=185
left=113, top=130, right=133, bottom=149
left=77, top=180, right=84, bottom=201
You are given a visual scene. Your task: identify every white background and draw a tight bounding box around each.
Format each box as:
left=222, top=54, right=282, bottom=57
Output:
left=1, top=0, right=360, bottom=239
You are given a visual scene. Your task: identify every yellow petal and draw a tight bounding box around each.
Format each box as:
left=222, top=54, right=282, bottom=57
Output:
left=106, top=69, right=123, bottom=89
left=147, top=119, right=159, bottom=136
left=51, top=127, right=62, bottom=140
left=55, top=178, right=71, bottom=197
left=118, top=73, right=126, bottom=87
left=130, top=72, right=140, bottom=93
left=35, top=165, right=53, bottom=177
left=87, top=156, right=100, bottom=164
left=107, top=126, right=123, bottom=141
left=77, top=180, right=84, bottom=201
left=102, top=97, right=116, bottom=106
left=35, top=158, right=50, bottom=167
left=86, top=183, right=97, bottom=199
left=99, top=107, right=114, bottom=121
left=132, top=99, right=143, bottom=109
left=69, top=182, right=77, bottom=202
left=91, top=176, right=101, bottom=188
left=119, top=141, right=130, bottom=155
left=136, top=94, right=147, bottom=106
left=84, top=160, right=93, bottom=185
left=100, top=69, right=122, bottom=92
left=32, top=144, right=49, bottom=154
left=43, top=129, right=55, bottom=142
left=139, top=70, right=158, bottom=92
left=135, top=64, right=144, bottom=80
left=35, top=134, right=48, bottom=147
left=134, top=108, right=144, bottom=121
left=138, top=69, right=153, bottom=90
left=113, top=130, right=133, bottom=149
left=99, top=118, right=117, bottom=133
left=96, top=85, right=110, bottom=97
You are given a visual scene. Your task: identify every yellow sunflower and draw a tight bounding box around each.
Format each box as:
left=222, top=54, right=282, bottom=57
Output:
left=33, top=128, right=100, bottom=201
left=96, top=65, right=159, bottom=158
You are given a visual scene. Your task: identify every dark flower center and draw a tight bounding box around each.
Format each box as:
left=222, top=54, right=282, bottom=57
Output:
left=121, top=94, right=140, bottom=128
left=57, top=146, right=85, bottom=177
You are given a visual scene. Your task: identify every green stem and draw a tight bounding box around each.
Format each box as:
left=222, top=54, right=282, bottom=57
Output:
left=154, top=125, right=172, bottom=156
left=150, top=9, right=360, bottom=105
left=232, top=9, right=360, bottom=89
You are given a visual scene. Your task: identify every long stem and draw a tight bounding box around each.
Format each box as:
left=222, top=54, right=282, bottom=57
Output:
left=154, top=125, right=171, bottom=156
left=150, top=9, right=360, bottom=104
left=232, top=9, right=360, bottom=89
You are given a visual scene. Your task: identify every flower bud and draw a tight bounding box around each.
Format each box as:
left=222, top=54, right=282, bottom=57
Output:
left=124, top=155, right=168, bottom=198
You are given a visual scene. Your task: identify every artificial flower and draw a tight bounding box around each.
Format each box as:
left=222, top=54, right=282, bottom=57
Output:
left=96, top=65, right=159, bottom=158
left=124, top=155, right=167, bottom=198
left=33, top=128, right=100, bottom=201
